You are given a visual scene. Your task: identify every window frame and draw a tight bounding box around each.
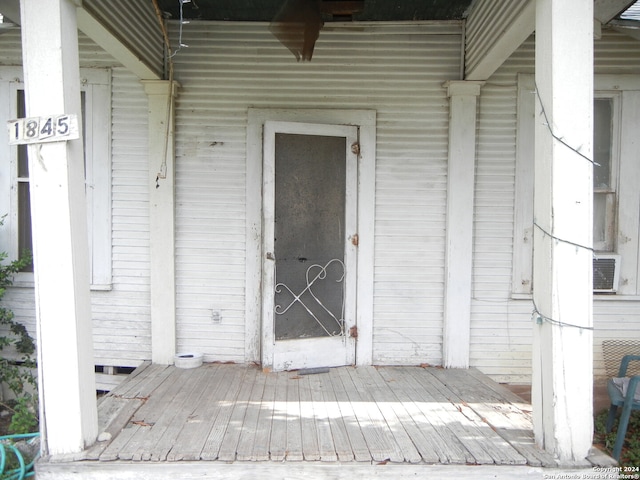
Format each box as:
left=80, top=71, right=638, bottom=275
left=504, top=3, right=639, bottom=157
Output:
left=592, top=93, right=621, bottom=253
left=0, top=66, right=112, bottom=289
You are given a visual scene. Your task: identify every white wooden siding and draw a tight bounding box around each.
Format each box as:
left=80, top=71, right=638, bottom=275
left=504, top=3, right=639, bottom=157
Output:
left=472, top=30, right=640, bottom=383
left=464, top=0, right=532, bottom=79
left=169, top=21, right=462, bottom=364
left=93, top=67, right=151, bottom=367
left=0, top=30, right=151, bottom=368
left=83, top=0, right=164, bottom=77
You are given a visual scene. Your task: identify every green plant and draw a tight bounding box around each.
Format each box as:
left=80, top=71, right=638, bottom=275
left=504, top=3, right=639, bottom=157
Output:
left=0, top=215, right=37, bottom=433
left=8, top=395, right=38, bottom=434
left=595, top=408, right=640, bottom=468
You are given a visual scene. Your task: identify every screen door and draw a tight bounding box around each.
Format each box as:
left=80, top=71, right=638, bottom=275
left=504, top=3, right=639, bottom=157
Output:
left=262, top=121, right=358, bottom=371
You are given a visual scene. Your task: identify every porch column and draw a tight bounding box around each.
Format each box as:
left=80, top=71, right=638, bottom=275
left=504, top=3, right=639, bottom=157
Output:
left=142, top=80, right=179, bottom=365
left=442, top=81, right=483, bottom=369
left=19, top=0, right=98, bottom=454
left=532, top=0, right=593, bottom=463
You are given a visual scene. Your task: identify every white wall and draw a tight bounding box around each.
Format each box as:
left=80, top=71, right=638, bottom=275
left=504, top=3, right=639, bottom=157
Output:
left=169, top=21, right=463, bottom=365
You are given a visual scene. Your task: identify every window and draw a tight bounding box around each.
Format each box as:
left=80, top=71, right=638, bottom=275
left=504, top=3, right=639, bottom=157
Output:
left=0, top=67, right=112, bottom=288
left=593, top=96, right=619, bottom=253
left=513, top=74, right=639, bottom=296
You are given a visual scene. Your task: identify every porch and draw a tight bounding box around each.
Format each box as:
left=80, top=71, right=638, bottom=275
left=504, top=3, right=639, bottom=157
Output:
left=36, top=363, right=613, bottom=478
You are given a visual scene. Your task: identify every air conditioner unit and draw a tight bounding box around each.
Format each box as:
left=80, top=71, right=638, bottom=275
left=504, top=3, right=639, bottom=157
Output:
left=593, top=254, right=621, bottom=293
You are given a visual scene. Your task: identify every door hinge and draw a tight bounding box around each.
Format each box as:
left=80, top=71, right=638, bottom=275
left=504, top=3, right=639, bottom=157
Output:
left=351, top=142, right=360, bottom=155
left=349, top=326, right=358, bottom=338
left=350, top=233, right=359, bottom=247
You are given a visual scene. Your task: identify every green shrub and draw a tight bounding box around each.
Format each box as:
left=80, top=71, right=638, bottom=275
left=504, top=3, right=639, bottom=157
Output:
left=0, top=216, right=37, bottom=433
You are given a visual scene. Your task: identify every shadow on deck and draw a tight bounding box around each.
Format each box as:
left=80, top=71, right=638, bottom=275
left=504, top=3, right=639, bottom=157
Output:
left=36, top=363, right=615, bottom=479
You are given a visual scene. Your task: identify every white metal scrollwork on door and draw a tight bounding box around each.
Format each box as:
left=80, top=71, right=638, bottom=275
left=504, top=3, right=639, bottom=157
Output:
left=274, top=259, right=346, bottom=337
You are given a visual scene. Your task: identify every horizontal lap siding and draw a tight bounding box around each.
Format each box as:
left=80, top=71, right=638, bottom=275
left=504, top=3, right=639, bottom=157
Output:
left=170, top=22, right=461, bottom=364
left=472, top=32, right=640, bottom=383
left=97, top=67, right=151, bottom=366
left=471, top=37, right=525, bottom=382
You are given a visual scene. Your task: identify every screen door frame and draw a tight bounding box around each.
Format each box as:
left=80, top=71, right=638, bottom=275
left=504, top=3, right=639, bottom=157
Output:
left=262, top=121, right=358, bottom=371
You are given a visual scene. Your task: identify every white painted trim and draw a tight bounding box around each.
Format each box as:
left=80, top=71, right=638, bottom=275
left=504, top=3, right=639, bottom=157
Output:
left=532, top=0, right=594, bottom=461
left=617, top=90, right=640, bottom=295
left=512, top=74, right=536, bottom=295
left=246, top=109, right=376, bottom=367
left=142, top=80, right=179, bottom=365
left=20, top=0, right=98, bottom=455
left=442, top=81, right=483, bottom=369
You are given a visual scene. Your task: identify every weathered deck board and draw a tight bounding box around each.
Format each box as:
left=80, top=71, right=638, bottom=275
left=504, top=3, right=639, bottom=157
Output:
left=412, top=367, right=504, bottom=464
left=203, top=365, right=256, bottom=461
left=318, top=372, right=354, bottom=462
left=338, top=367, right=399, bottom=462
left=435, top=368, right=558, bottom=468
left=235, top=368, right=267, bottom=461
left=284, top=373, right=304, bottom=461
left=327, top=368, right=371, bottom=462
left=298, top=374, right=321, bottom=461
left=86, top=364, right=558, bottom=467
left=426, top=368, right=528, bottom=465
left=389, top=367, right=476, bottom=464
left=269, top=372, right=289, bottom=461
left=166, top=363, right=229, bottom=461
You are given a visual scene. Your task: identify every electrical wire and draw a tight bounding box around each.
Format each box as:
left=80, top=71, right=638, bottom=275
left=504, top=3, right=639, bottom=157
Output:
left=529, top=83, right=596, bottom=332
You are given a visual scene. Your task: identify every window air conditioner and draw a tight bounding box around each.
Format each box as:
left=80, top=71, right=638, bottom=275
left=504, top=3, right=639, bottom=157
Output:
left=593, top=254, right=621, bottom=293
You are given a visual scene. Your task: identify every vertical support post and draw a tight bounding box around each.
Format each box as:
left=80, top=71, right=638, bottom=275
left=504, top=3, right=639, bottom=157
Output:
left=442, top=80, right=483, bottom=369
left=533, top=0, right=594, bottom=463
left=19, top=0, right=98, bottom=454
left=142, top=80, right=179, bottom=365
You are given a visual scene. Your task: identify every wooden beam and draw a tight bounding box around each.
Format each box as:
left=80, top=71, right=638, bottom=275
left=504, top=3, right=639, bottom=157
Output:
left=76, top=6, right=161, bottom=80
left=465, top=1, right=535, bottom=81
left=594, top=0, right=637, bottom=23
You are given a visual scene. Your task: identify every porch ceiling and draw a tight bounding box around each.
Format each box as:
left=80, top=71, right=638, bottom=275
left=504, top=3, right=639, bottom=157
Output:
left=156, top=0, right=474, bottom=22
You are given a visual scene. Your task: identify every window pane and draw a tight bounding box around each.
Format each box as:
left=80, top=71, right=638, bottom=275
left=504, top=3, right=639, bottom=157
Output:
left=18, top=182, right=33, bottom=272
left=594, top=98, right=612, bottom=190
left=17, top=90, right=28, bottom=178
left=594, top=192, right=615, bottom=252
left=593, top=193, right=607, bottom=245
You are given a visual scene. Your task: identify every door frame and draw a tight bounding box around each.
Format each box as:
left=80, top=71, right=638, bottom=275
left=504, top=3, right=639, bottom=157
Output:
left=246, top=109, right=376, bottom=370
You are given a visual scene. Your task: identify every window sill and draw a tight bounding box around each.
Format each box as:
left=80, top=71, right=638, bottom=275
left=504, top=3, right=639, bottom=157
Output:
left=10, top=281, right=112, bottom=292
left=512, top=293, right=640, bottom=301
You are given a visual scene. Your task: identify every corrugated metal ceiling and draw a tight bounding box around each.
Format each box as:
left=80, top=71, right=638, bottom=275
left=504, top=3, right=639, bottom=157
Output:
left=156, top=0, right=474, bottom=22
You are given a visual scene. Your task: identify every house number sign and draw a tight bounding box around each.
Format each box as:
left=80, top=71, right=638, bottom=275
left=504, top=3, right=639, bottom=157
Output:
left=7, top=114, right=79, bottom=145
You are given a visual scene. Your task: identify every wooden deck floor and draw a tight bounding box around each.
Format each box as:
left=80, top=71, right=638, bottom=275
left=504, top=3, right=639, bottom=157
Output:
left=50, top=362, right=564, bottom=468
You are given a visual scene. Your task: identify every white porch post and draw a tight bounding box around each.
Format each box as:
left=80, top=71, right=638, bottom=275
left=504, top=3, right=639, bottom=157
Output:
left=532, top=0, right=594, bottom=463
left=19, top=0, right=98, bottom=454
left=442, top=81, right=483, bottom=369
left=142, top=80, right=179, bottom=365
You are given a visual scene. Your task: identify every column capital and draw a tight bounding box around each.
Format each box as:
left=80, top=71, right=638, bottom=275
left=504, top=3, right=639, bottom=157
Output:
left=443, top=80, right=485, bottom=98
left=141, top=79, right=180, bottom=97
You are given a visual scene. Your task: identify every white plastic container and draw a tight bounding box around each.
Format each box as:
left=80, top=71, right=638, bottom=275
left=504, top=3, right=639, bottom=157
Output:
left=174, top=352, right=203, bottom=369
